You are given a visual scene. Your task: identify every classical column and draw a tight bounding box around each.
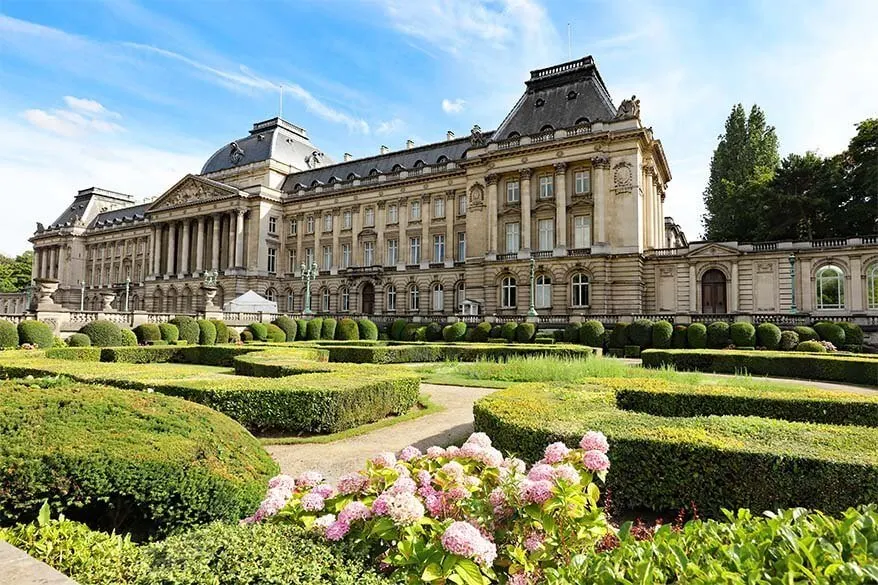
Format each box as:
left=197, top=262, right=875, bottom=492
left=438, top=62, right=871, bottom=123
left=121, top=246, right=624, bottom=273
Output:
left=166, top=222, right=176, bottom=277
left=331, top=209, right=341, bottom=269
left=486, top=174, right=499, bottom=254
left=295, top=214, right=304, bottom=275
left=376, top=202, right=385, bottom=266
left=350, top=207, right=360, bottom=266
left=397, top=198, right=408, bottom=269
left=234, top=209, right=245, bottom=268
left=195, top=216, right=206, bottom=274
left=520, top=169, right=532, bottom=251
left=592, top=157, right=608, bottom=245
left=139, top=237, right=148, bottom=283
left=151, top=225, right=161, bottom=276
left=445, top=191, right=455, bottom=265
left=730, top=262, right=739, bottom=313
left=554, top=162, right=568, bottom=250
left=100, top=244, right=107, bottom=285
left=689, top=265, right=697, bottom=313
left=421, top=195, right=430, bottom=265
left=179, top=220, right=190, bottom=277
left=91, top=245, right=98, bottom=287
left=643, top=167, right=653, bottom=249
left=226, top=211, right=236, bottom=270
left=211, top=214, right=221, bottom=271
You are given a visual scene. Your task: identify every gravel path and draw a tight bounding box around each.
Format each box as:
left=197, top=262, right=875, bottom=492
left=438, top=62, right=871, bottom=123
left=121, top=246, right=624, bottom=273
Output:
left=265, top=384, right=497, bottom=481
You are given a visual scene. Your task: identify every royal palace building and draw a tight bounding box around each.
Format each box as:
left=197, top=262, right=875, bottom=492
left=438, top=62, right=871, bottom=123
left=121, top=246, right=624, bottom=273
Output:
left=17, top=56, right=878, bottom=324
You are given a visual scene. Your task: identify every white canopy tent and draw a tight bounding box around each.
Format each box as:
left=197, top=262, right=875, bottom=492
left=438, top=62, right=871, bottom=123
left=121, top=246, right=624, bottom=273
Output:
left=223, top=289, right=278, bottom=313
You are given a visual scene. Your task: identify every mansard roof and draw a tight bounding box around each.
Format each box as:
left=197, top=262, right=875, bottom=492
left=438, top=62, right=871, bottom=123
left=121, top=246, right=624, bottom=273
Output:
left=89, top=203, right=149, bottom=229
left=45, top=187, right=135, bottom=231
left=280, top=133, right=489, bottom=193
left=492, top=56, right=617, bottom=141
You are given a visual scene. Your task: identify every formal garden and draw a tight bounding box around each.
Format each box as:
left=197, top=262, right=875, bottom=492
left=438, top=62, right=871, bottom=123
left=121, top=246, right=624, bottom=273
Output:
left=0, top=314, right=876, bottom=584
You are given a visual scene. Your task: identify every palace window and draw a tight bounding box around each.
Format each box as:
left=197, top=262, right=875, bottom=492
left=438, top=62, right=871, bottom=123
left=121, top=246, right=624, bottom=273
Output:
left=289, top=218, right=297, bottom=236
left=340, top=287, right=350, bottom=312
left=342, top=244, right=351, bottom=268
left=816, top=265, right=845, bottom=309
left=434, top=197, right=445, bottom=218
left=410, top=200, right=421, bottom=221
left=323, top=214, right=333, bottom=232
left=387, top=204, right=398, bottom=224
left=409, top=286, right=420, bottom=311
left=455, top=282, right=466, bottom=312
left=343, top=210, right=352, bottom=230
left=458, top=194, right=467, bottom=216
left=432, top=283, right=444, bottom=312
left=265, top=287, right=276, bottom=302
left=305, top=247, right=314, bottom=267
left=539, top=175, right=553, bottom=199
left=505, top=222, right=520, bottom=253
left=538, top=218, right=554, bottom=251
left=433, top=235, right=445, bottom=263
left=571, top=273, right=590, bottom=307
left=267, top=247, right=277, bottom=274
left=501, top=276, right=517, bottom=308
left=574, top=170, right=591, bottom=194
left=363, top=241, right=375, bottom=266
left=409, top=237, right=421, bottom=264
left=387, top=239, right=398, bottom=265
left=286, top=290, right=294, bottom=312
left=288, top=249, right=296, bottom=272
left=322, top=246, right=332, bottom=269
left=457, top=232, right=466, bottom=261
left=868, top=264, right=878, bottom=309
left=574, top=215, right=591, bottom=248
left=535, top=274, right=552, bottom=308
left=364, top=207, right=375, bottom=227
left=386, top=285, right=397, bottom=311
left=321, top=288, right=330, bottom=312
left=506, top=180, right=520, bottom=203
left=306, top=216, right=315, bottom=233
left=268, top=216, right=278, bottom=234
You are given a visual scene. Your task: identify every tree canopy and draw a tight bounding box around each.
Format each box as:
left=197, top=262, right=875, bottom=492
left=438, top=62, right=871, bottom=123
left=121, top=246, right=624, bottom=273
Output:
left=0, top=251, right=33, bottom=293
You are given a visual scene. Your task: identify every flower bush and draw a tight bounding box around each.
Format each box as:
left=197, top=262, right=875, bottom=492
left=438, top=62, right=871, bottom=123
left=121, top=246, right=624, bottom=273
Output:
left=245, top=431, right=612, bottom=584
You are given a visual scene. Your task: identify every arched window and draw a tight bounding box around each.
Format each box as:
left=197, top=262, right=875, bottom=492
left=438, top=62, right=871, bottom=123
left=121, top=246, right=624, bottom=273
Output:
left=265, top=287, right=277, bottom=302
left=386, top=285, right=397, bottom=312
left=409, top=286, right=420, bottom=312
left=346, top=173, right=358, bottom=181
left=535, top=274, right=552, bottom=309
left=571, top=273, right=590, bottom=308
left=816, top=265, right=845, bottom=309
left=868, top=264, right=878, bottom=310
left=432, top=283, right=444, bottom=312
left=340, top=287, right=350, bottom=312
left=369, top=168, right=380, bottom=176
left=540, top=124, right=554, bottom=132
left=501, top=277, right=517, bottom=309
left=507, top=132, right=520, bottom=140
left=392, top=164, right=405, bottom=173
left=436, top=155, right=449, bottom=165
left=321, top=288, right=330, bottom=312
left=455, top=282, right=466, bottom=313
left=285, top=289, right=294, bottom=312
left=414, top=160, right=426, bottom=169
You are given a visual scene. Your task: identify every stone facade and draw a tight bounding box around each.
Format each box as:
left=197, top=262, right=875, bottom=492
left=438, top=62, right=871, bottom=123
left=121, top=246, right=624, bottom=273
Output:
left=17, top=56, right=878, bottom=324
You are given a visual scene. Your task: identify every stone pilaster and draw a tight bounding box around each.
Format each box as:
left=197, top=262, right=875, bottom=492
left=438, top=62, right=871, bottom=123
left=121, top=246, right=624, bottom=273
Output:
left=554, top=162, right=568, bottom=252
left=486, top=174, right=499, bottom=254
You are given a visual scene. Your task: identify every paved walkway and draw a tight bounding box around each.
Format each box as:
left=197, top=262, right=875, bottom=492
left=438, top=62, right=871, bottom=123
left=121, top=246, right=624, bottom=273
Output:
left=265, top=384, right=497, bottom=481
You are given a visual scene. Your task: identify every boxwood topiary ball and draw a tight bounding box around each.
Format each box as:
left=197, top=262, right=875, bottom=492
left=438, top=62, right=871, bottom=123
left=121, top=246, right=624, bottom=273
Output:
left=170, top=316, right=200, bottom=345
left=443, top=321, right=467, bottom=342
left=687, top=322, right=708, bottom=349
left=321, top=318, right=337, bottom=340
left=66, top=332, right=91, bottom=347
left=729, top=322, right=756, bottom=348
left=471, top=321, right=492, bottom=342
left=779, top=330, right=799, bottom=351
left=813, top=322, right=845, bottom=347
left=79, top=319, right=124, bottom=347
left=837, top=322, right=864, bottom=349
left=336, top=318, right=360, bottom=340
left=579, top=320, right=605, bottom=348
left=793, top=326, right=819, bottom=342
left=357, top=318, right=378, bottom=341
left=120, top=329, right=138, bottom=346
left=755, top=323, right=782, bottom=350
left=425, top=322, right=443, bottom=342
left=706, top=322, right=730, bottom=349
left=265, top=323, right=286, bottom=343
left=212, top=320, right=230, bottom=344
left=515, top=322, right=536, bottom=343
left=796, top=340, right=827, bottom=353
left=671, top=325, right=688, bottom=348
left=272, top=316, right=298, bottom=342
left=18, top=320, right=55, bottom=348
left=500, top=322, right=518, bottom=343
left=158, top=323, right=179, bottom=343
left=247, top=322, right=268, bottom=342
left=0, top=320, right=19, bottom=348
left=627, top=319, right=654, bottom=349
left=651, top=321, right=673, bottom=349
left=390, top=319, right=408, bottom=341
left=564, top=322, right=583, bottom=343
left=134, top=323, right=162, bottom=344
left=197, top=319, right=217, bottom=346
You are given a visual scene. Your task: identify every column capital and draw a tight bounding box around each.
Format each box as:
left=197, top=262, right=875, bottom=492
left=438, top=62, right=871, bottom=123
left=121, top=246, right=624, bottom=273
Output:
left=445, top=189, right=456, bottom=197
left=236, top=208, right=246, bottom=218
left=519, top=168, right=533, bottom=179
left=377, top=200, right=386, bottom=210
left=553, top=162, right=568, bottom=173
left=421, top=194, right=431, bottom=204
left=485, top=173, right=499, bottom=186
left=590, top=155, right=610, bottom=169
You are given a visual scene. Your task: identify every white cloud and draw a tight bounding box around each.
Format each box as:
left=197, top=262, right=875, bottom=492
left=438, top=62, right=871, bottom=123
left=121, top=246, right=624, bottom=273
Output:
left=441, top=98, right=465, bottom=114
left=21, top=97, right=125, bottom=137
left=63, top=96, right=121, bottom=118
left=375, top=118, right=405, bottom=135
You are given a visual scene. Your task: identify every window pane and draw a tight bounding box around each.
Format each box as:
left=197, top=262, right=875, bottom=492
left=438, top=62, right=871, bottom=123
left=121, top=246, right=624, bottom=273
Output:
left=538, top=219, right=554, bottom=250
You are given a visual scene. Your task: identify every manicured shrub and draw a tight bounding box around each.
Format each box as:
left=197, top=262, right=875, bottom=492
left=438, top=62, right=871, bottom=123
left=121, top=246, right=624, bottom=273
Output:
left=133, top=323, right=161, bottom=345
left=729, top=322, right=756, bottom=347
left=0, top=319, right=18, bottom=348
left=169, top=316, right=199, bottom=345
left=336, top=318, right=360, bottom=340
left=240, top=329, right=254, bottom=343
left=838, top=322, right=864, bottom=349
left=706, top=321, right=730, bottom=348
left=265, top=323, right=286, bottom=343
left=272, top=315, right=298, bottom=342
left=17, top=320, right=54, bottom=348
left=296, top=319, right=308, bottom=340
left=357, top=318, right=378, bottom=341
left=500, top=322, right=518, bottom=342
left=608, top=323, right=629, bottom=349
left=797, top=340, right=827, bottom=353
left=579, top=320, right=605, bottom=348
left=425, top=322, right=443, bottom=342
left=212, top=320, right=230, bottom=344
left=158, top=322, right=179, bottom=343
left=66, top=332, right=91, bottom=347
left=756, top=322, right=782, bottom=350
left=564, top=322, right=583, bottom=343
left=794, top=325, right=819, bottom=342
left=79, top=320, right=123, bottom=348
left=651, top=320, right=673, bottom=349
left=390, top=319, right=407, bottom=341
left=401, top=323, right=420, bottom=341
left=227, top=328, right=240, bottom=344
left=515, top=322, right=536, bottom=343
left=415, top=326, right=427, bottom=342
left=443, top=321, right=467, bottom=342
left=813, top=321, right=846, bottom=347
left=196, top=319, right=217, bottom=346
left=0, top=380, right=277, bottom=539
left=247, top=322, right=268, bottom=342
left=321, top=344, right=595, bottom=364
left=489, top=325, right=502, bottom=339
left=687, top=322, right=707, bottom=349
left=627, top=319, right=653, bottom=349
left=120, top=329, right=137, bottom=346
left=471, top=321, right=492, bottom=342
left=320, top=318, right=337, bottom=340
left=671, top=325, right=688, bottom=348
left=780, top=330, right=799, bottom=351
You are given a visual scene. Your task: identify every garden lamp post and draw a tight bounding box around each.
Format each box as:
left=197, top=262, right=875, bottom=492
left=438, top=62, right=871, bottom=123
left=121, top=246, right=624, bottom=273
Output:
left=124, top=277, right=131, bottom=312
left=527, top=258, right=538, bottom=318
left=79, top=280, right=85, bottom=311
left=789, top=254, right=797, bottom=314
left=301, top=261, right=319, bottom=316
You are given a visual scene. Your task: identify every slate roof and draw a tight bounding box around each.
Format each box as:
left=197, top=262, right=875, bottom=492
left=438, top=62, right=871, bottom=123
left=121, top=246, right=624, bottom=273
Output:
left=492, top=56, right=617, bottom=141
left=89, top=203, right=149, bottom=229
left=201, top=118, right=333, bottom=175
left=46, top=188, right=136, bottom=231
left=280, top=133, right=490, bottom=193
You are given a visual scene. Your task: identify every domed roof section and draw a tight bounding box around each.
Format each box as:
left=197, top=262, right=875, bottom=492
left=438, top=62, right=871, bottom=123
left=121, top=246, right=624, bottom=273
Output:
left=200, top=117, right=334, bottom=175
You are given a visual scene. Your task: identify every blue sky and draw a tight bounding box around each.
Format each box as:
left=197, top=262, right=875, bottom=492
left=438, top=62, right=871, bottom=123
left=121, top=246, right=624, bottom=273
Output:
left=1, top=0, right=876, bottom=256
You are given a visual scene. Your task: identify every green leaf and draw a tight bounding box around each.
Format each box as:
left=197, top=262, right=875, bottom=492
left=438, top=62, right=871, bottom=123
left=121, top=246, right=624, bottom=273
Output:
left=453, top=559, right=486, bottom=585
left=422, top=562, right=443, bottom=582
left=37, top=501, right=51, bottom=527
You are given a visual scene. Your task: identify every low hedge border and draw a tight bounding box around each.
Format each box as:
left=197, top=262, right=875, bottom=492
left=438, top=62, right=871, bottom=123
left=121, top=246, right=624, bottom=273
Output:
left=317, top=342, right=597, bottom=364
left=474, top=381, right=878, bottom=516
left=44, top=347, right=101, bottom=361
left=642, top=349, right=878, bottom=386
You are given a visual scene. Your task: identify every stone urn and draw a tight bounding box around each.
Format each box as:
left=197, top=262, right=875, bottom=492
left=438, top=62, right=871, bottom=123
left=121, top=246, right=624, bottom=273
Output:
left=33, top=278, right=61, bottom=311
left=100, top=291, right=117, bottom=312
left=202, top=285, right=218, bottom=311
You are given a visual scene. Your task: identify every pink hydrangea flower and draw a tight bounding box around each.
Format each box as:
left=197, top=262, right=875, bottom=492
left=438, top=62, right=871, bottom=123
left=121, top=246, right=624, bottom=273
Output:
left=583, top=449, right=611, bottom=472
left=296, top=471, right=324, bottom=489
left=488, top=487, right=506, bottom=508
left=313, top=514, right=336, bottom=531
left=527, top=463, right=556, bottom=482
left=417, top=469, right=433, bottom=488
left=325, top=520, right=350, bottom=541
left=465, top=432, right=493, bottom=448
left=399, top=445, right=422, bottom=461
left=338, top=501, right=372, bottom=524
left=268, top=474, right=296, bottom=492
left=464, top=475, right=480, bottom=488
left=440, top=521, right=498, bottom=566
left=424, top=493, right=444, bottom=517
left=524, top=531, right=545, bottom=552
left=313, top=484, right=337, bottom=499
left=503, top=457, right=526, bottom=473
left=446, top=445, right=460, bottom=457
left=385, top=492, right=425, bottom=525
left=519, top=479, right=554, bottom=505
left=300, top=492, right=325, bottom=512
left=553, top=463, right=581, bottom=484
left=426, top=446, right=446, bottom=458
left=393, top=463, right=412, bottom=477
left=446, top=486, right=469, bottom=501
left=371, top=494, right=390, bottom=516
left=440, top=461, right=466, bottom=482
left=580, top=431, right=609, bottom=454
left=371, top=451, right=397, bottom=468
left=389, top=476, right=417, bottom=495
left=543, top=442, right=571, bottom=464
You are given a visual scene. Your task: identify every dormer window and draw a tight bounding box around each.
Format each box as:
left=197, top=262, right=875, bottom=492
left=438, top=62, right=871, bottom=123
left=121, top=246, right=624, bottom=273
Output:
left=392, top=164, right=405, bottom=173
left=575, top=117, right=590, bottom=126
left=535, top=98, right=545, bottom=107
left=507, top=132, right=520, bottom=140
left=436, top=155, right=449, bottom=165
left=414, top=160, right=425, bottom=168
left=369, top=168, right=380, bottom=176
left=540, top=124, right=554, bottom=133
left=346, top=173, right=358, bottom=181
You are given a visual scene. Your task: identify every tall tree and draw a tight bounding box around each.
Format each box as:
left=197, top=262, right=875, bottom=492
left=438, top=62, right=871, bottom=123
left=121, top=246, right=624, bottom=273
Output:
left=702, top=104, right=779, bottom=241
left=0, top=251, right=33, bottom=293
left=839, top=118, right=878, bottom=236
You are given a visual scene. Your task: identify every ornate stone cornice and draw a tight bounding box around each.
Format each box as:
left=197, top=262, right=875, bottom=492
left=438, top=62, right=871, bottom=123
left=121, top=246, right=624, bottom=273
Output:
left=485, top=173, right=499, bottom=186
left=554, top=162, right=568, bottom=173
left=519, top=168, right=533, bottom=179
left=590, top=155, right=610, bottom=169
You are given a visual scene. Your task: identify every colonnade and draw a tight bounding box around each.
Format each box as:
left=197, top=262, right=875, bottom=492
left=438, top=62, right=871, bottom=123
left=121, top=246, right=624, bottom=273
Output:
left=151, top=209, right=246, bottom=278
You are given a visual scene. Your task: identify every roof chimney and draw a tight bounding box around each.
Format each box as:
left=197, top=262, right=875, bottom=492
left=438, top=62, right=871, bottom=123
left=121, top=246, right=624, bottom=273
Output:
left=343, top=152, right=353, bottom=162
left=380, top=145, right=389, bottom=155
left=446, top=130, right=455, bottom=141
left=406, top=139, right=414, bottom=149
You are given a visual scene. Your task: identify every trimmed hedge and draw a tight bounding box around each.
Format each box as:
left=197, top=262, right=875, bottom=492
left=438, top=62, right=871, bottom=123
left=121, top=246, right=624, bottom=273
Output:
left=320, top=343, right=597, bottom=365
left=158, top=323, right=179, bottom=343
left=814, top=321, right=845, bottom=347
left=240, top=329, right=254, bottom=343
left=0, top=380, right=277, bottom=538
left=0, top=319, right=18, bottom=348
left=424, top=322, right=442, bottom=342
left=564, top=322, right=583, bottom=344
left=642, top=349, right=878, bottom=386
left=729, top=322, right=756, bottom=347
left=18, top=320, right=54, bottom=348
left=794, top=325, right=819, bottom=342
left=500, top=322, right=518, bottom=342
left=627, top=319, right=653, bottom=349
left=472, top=322, right=492, bottom=342
left=296, top=319, right=308, bottom=341
left=687, top=322, right=707, bottom=349
left=608, top=323, right=629, bottom=349
left=196, top=319, right=217, bottom=346
left=45, top=347, right=101, bottom=361
left=247, top=322, right=268, bottom=342
left=580, top=320, right=604, bottom=348
left=756, top=322, right=782, bottom=350
left=443, top=321, right=467, bottom=342
left=169, top=316, right=199, bottom=345
left=133, top=323, right=161, bottom=345
left=515, top=322, right=536, bottom=343
left=212, top=320, right=230, bottom=344
left=321, top=318, right=337, bottom=340
left=390, top=319, right=407, bottom=341
left=474, top=380, right=878, bottom=516
left=651, top=320, right=673, bottom=349
left=120, top=329, right=137, bottom=346
left=66, top=333, right=91, bottom=347
left=797, top=340, right=827, bottom=353
left=357, top=318, right=378, bottom=341
left=264, top=323, right=286, bottom=343
left=272, top=315, right=298, bottom=342
left=839, top=322, right=864, bottom=349
left=706, top=321, right=730, bottom=348
left=779, top=329, right=799, bottom=351
left=336, top=318, right=360, bottom=340
left=671, top=325, right=688, bottom=349
left=306, top=318, right=323, bottom=341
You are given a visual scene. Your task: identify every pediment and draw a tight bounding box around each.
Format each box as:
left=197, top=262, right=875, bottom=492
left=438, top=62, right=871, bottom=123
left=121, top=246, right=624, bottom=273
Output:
left=685, top=243, right=741, bottom=258
left=146, top=174, right=240, bottom=212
